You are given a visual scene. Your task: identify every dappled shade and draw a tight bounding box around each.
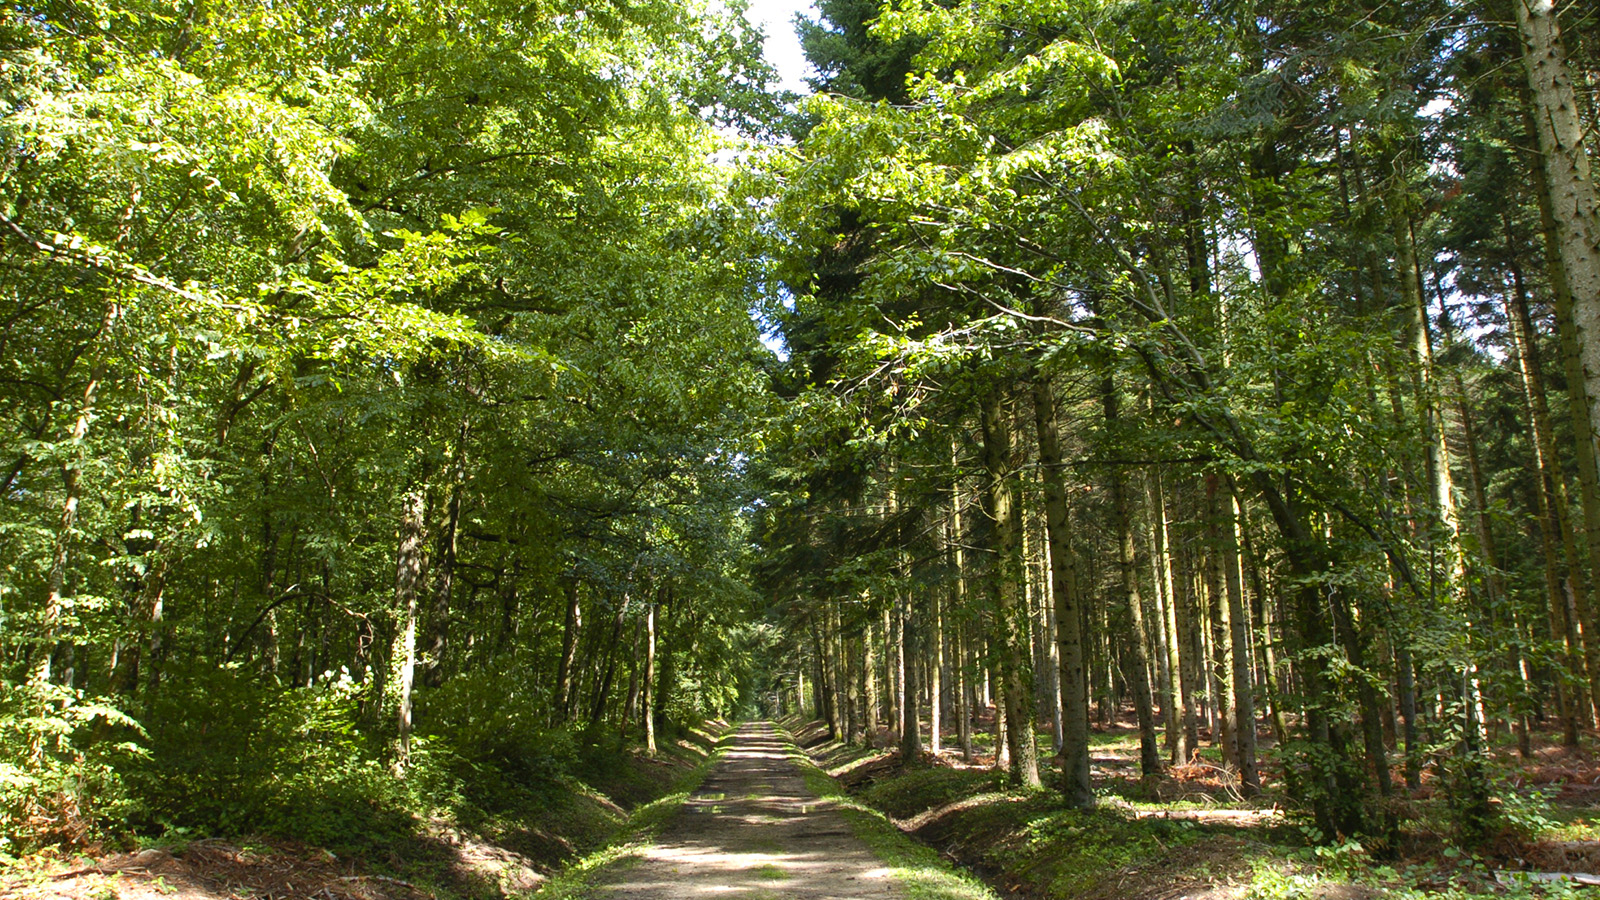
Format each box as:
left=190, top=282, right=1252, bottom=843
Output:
left=596, top=723, right=900, bottom=899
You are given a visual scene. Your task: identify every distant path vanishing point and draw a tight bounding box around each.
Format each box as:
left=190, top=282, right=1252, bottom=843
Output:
left=594, top=721, right=903, bottom=899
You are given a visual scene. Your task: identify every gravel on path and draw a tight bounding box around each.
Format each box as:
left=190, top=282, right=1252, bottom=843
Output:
left=594, top=721, right=903, bottom=899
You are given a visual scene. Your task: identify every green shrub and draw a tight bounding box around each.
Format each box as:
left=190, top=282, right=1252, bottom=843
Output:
left=414, top=668, right=577, bottom=787
left=127, top=664, right=443, bottom=855
left=0, top=680, right=143, bottom=855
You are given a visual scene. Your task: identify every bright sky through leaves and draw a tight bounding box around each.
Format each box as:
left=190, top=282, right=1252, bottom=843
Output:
left=742, top=0, right=816, bottom=94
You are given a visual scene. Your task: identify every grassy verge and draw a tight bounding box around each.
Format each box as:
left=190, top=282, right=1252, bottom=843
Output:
left=789, top=721, right=1596, bottom=900
left=532, top=729, right=733, bottom=900
left=2, top=724, right=734, bottom=900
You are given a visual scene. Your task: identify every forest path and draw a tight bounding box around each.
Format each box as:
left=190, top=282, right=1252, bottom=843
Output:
left=593, top=721, right=903, bottom=899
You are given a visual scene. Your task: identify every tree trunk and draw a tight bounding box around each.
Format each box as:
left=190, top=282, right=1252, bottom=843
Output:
left=1517, top=0, right=1600, bottom=469
left=556, top=579, right=581, bottom=723
left=982, top=388, right=1041, bottom=787
left=900, top=595, right=922, bottom=760
left=33, top=365, right=104, bottom=693
left=1033, top=372, right=1093, bottom=807
left=1504, top=262, right=1593, bottom=738
left=870, top=602, right=883, bottom=743
left=1155, top=471, right=1197, bottom=761
left=952, top=441, right=975, bottom=760
left=644, top=597, right=657, bottom=755
left=1221, top=479, right=1260, bottom=794
left=1103, top=377, right=1163, bottom=780
left=930, top=591, right=944, bottom=755
left=1147, top=475, right=1180, bottom=762
left=1203, top=493, right=1235, bottom=766
left=395, top=489, right=427, bottom=771
left=426, top=423, right=467, bottom=688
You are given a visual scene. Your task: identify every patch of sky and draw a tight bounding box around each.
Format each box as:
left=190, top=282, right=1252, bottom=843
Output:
left=739, top=0, right=819, bottom=97
left=709, top=0, right=814, bottom=360
left=751, top=283, right=794, bottom=360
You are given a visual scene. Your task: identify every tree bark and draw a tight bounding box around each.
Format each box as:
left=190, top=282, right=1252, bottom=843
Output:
left=1220, top=479, right=1260, bottom=794
left=395, top=489, right=427, bottom=771
left=863, top=605, right=879, bottom=745
left=425, top=427, right=466, bottom=689
left=556, top=579, right=581, bottom=723
left=1103, top=377, right=1163, bottom=780
left=930, top=590, right=944, bottom=754
left=1517, top=0, right=1600, bottom=473
left=952, top=441, right=975, bottom=760
left=1504, top=261, right=1594, bottom=738
left=644, top=597, right=657, bottom=754
left=982, top=389, right=1040, bottom=787
left=1033, top=372, right=1093, bottom=807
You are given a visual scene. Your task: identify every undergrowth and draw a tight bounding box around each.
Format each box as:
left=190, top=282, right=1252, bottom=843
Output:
left=793, top=721, right=1593, bottom=900
left=857, top=767, right=1004, bottom=820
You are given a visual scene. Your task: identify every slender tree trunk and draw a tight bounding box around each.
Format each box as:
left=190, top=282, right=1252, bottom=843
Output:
left=34, top=376, right=99, bottom=691
left=891, top=600, right=905, bottom=744
left=958, top=624, right=974, bottom=760
left=1221, top=479, right=1260, bottom=793
left=1156, top=472, right=1197, bottom=761
left=426, top=423, right=467, bottom=688
left=863, top=606, right=879, bottom=745
left=395, top=490, right=427, bottom=771
left=589, top=593, right=629, bottom=730
left=1147, top=474, right=1180, bottom=762
left=819, top=617, right=838, bottom=739
left=982, top=389, right=1040, bottom=787
left=901, top=592, right=922, bottom=760
left=556, top=579, right=581, bottom=723
left=952, top=440, right=975, bottom=760
left=622, top=627, right=641, bottom=735
left=1103, top=378, right=1162, bottom=780
left=993, top=673, right=1010, bottom=770
left=930, top=590, right=944, bottom=755
left=644, top=597, right=658, bottom=754
left=1397, top=643, right=1421, bottom=790
left=1203, top=493, right=1235, bottom=766
left=842, top=604, right=858, bottom=745
left=1033, top=372, right=1093, bottom=807
left=1237, top=510, right=1288, bottom=749
left=655, top=590, right=675, bottom=730
left=1502, top=275, right=1584, bottom=742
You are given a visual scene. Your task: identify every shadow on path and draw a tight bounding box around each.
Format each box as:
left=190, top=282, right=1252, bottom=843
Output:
left=594, top=721, right=902, bottom=899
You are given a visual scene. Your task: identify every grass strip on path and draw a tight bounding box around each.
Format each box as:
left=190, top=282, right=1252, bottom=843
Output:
left=773, top=724, right=1001, bottom=900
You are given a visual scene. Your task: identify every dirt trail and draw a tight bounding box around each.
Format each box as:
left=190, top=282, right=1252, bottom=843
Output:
left=594, top=721, right=902, bottom=899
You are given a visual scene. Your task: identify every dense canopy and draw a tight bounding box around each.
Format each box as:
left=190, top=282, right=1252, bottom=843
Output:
left=5, top=0, right=1600, bottom=891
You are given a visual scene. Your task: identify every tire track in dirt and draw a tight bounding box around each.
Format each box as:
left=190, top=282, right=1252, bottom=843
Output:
left=594, top=721, right=903, bottom=899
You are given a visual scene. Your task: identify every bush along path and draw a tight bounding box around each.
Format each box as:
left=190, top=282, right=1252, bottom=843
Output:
left=6, top=725, right=732, bottom=900
left=571, top=721, right=996, bottom=900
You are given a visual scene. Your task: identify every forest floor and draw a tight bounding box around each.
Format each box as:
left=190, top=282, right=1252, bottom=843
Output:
left=793, top=714, right=1600, bottom=900
left=11, top=716, right=1600, bottom=900
left=0, top=725, right=730, bottom=900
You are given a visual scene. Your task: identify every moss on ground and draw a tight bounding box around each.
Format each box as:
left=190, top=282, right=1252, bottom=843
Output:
left=788, top=720, right=1592, bottom=900
left=857, top=767, right=1005, bottom=820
